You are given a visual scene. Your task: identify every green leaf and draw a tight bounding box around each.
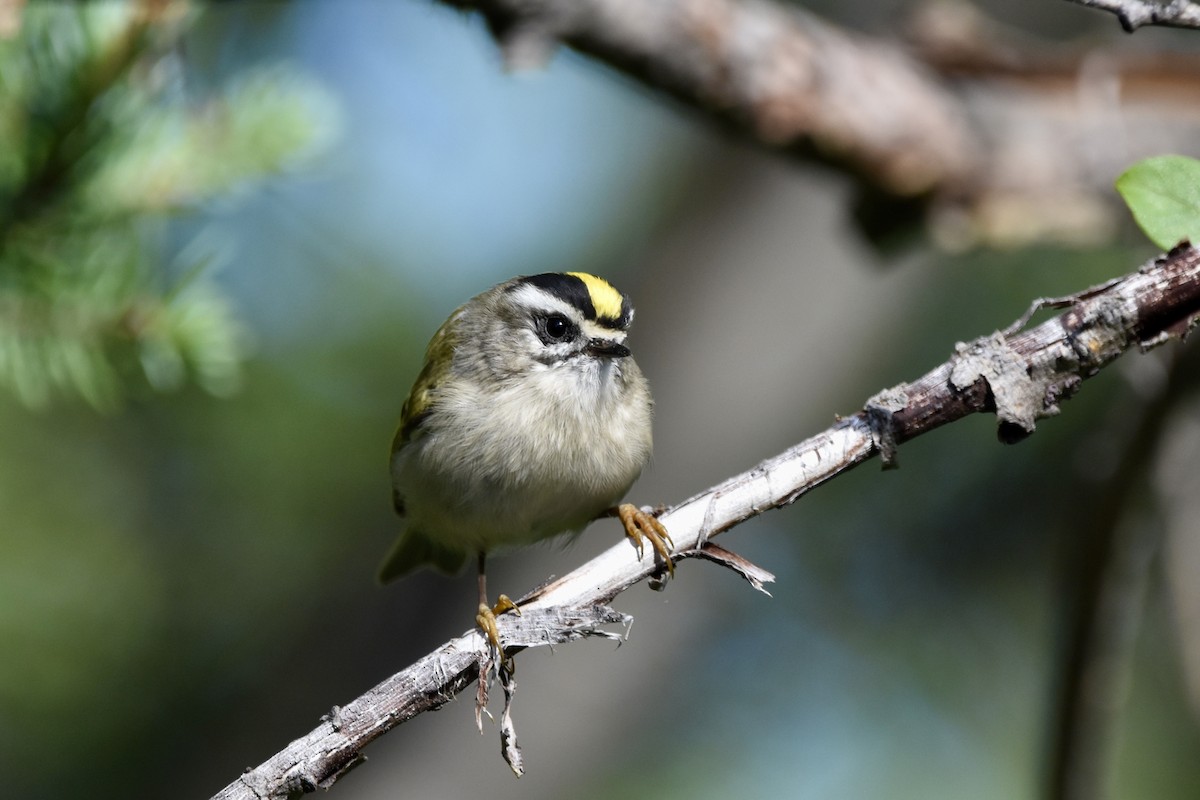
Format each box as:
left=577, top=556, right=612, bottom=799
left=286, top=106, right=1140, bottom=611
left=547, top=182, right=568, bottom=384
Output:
left=1116, top=155, right=1200, bottom=249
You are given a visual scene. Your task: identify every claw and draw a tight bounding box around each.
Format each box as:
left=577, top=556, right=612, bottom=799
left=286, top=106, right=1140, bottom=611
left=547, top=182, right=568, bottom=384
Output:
left=493, top=593, right=521, bottom=617
left=476, top=595, right=521, bottom=669
left=476, top=603, right=502, bottom=652
left=617, top=503, right=675, bottom=578
left=473, top=552, right=521, bottom=671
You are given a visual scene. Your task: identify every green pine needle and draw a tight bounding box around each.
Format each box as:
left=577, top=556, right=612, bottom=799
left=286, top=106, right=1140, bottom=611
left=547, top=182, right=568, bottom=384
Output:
left=0, top=2, right=334, bottom=410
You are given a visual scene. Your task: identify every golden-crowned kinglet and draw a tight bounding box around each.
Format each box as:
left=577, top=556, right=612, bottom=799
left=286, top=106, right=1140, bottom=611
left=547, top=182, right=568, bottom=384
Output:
left=379, top=272, right=672, bottom=646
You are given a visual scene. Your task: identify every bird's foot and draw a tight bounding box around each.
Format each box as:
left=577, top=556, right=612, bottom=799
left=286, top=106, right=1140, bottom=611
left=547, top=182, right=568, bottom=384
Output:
left=617, top=503, right=674, bottom=578
left=476, top=593, right=521, bottom=657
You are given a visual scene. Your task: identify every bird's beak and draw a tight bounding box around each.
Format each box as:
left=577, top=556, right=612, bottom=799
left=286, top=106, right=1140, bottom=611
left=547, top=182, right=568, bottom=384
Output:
left=586, top=338, right=631, bottom=358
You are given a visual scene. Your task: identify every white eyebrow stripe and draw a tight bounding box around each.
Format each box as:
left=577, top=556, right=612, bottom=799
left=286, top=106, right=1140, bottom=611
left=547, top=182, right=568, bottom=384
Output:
left=507, top=284, right=584, bottom=321
left=581, top=319, right=627, bottom=341
left=507, top=283, right=626, bottom=343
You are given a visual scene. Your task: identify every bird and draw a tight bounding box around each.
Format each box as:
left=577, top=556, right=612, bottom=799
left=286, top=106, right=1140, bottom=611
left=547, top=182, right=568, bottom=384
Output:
left=379, top=272, right=672, bottom=651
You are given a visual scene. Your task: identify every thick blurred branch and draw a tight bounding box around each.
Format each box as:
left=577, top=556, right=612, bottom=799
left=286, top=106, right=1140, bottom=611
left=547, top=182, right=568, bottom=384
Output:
left=440, top=0, right=1200, bottom=247
left=445, top=0, right=977, bottom=198
left=1048, top=347, right=1180, bottom=800
left=1067, top=0, right=1200, bottom=31
left=212, top=243, right=1200, bottom=798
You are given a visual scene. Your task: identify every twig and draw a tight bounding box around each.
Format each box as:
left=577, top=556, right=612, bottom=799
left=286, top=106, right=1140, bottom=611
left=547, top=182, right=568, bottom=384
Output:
left=1066, top=0, right=1200, bottom=32
left=210, top=243, right=1200, bottom=799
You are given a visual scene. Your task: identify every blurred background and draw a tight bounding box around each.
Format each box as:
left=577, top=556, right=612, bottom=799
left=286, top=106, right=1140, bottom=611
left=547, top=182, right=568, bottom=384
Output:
left=2, top=1, right=1200, bottom=798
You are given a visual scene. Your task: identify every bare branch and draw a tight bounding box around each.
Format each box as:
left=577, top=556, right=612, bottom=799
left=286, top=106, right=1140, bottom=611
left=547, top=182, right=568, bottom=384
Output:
left=210, top=243, right=1200, bottom=799
left=444, top=0, right=979, bottom=197
left=1066, top=0, right=1200, bottom=32
left=437, top=0, right=1200, bottom=247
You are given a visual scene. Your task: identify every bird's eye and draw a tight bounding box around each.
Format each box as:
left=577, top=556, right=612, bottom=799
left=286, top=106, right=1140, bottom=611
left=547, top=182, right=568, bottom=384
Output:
left=547, top=314, right=568, bottom=340
left=537, top=311, right=573, bottom=345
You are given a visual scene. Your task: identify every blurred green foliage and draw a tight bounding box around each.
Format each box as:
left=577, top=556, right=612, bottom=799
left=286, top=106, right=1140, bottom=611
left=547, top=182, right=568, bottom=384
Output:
left=0, top=2, right=332, bottom=410
left=0, top=4, right=359, bottom=796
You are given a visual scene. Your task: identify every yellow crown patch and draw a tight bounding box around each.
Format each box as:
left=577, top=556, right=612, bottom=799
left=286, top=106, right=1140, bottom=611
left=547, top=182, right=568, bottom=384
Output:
left=568, top=272, right=625, bottom=323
